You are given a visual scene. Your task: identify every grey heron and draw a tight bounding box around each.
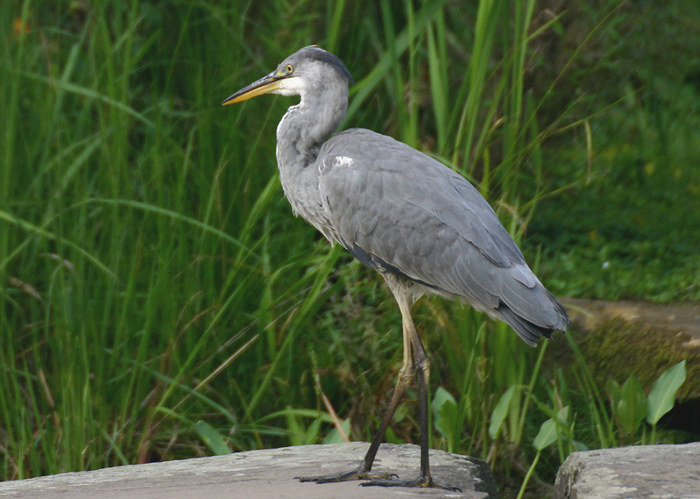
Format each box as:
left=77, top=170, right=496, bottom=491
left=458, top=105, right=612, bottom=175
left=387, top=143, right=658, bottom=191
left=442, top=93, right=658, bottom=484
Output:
left=222, top=45, right=569, bottom=489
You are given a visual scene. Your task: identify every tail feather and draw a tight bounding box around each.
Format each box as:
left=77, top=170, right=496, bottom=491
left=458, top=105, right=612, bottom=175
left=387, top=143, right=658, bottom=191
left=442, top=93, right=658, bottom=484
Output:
left=496, top=302, right=566, bottom=347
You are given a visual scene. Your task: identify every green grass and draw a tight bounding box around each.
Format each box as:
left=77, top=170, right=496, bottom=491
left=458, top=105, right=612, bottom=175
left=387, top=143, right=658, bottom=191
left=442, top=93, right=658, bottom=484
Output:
left=526, top=0, right=700, bottom=302
left=1, top=0, right=697, bottom=496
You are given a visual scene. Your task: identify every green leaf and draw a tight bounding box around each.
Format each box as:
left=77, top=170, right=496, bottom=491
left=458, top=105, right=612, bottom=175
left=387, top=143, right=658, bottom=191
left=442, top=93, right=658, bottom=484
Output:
left=533, top=418, right=557, bottom=451
left=573, top=440, right=589, bottom=452
left=305, top=417, right=322, bottom=444
left=489, top=385, right=517, bottom=439
left=617, top=374, right=647, bottom=434
left=646, top=360, right=686, bottom=426
left=605, top=377, right=621, bottom=407
left=323, top=418, right=352, bottom=444
left=194, top=420, right=231, bottom=455
left=533, top=406, right=569, bottom=451
left=432, top=386, right=458, bottom=451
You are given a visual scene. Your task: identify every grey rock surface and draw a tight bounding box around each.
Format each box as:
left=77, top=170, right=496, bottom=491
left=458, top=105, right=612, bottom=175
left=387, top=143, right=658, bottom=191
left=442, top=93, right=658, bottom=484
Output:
left=554, top=442, right=700, bottom=498
left=0, top=442, right=496, bottom=498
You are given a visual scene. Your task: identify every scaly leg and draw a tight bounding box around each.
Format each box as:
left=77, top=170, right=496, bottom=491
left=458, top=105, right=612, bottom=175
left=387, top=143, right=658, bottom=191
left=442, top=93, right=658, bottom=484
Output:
left=361, top=281, right=459, bottom=490
left=296, top=296, right=415, bottom=483
left=298, top=277, right=458, bottom=490
left=361, top=287, right=439, bottom=487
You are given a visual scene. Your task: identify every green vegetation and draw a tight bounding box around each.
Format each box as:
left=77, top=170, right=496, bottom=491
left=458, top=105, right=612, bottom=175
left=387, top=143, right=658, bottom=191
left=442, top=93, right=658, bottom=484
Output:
left=1, top=0, right=697, bottom=496
left=527, top=1, right=700, bottom=302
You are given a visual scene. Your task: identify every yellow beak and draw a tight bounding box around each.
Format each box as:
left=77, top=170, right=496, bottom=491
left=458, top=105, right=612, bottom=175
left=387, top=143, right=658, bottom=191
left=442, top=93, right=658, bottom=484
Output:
left=221, top=72, right=287, bottom=106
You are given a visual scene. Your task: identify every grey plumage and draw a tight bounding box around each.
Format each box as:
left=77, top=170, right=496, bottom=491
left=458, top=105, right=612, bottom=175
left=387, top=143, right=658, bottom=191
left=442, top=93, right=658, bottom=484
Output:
left=318, top=129, right=568, bottom=344
left=223, top=45, right=569, bottom=489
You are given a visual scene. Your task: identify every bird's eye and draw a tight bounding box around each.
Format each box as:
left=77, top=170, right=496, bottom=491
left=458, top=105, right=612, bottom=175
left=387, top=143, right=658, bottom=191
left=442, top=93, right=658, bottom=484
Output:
left=286, top=64, right=294, bottom=73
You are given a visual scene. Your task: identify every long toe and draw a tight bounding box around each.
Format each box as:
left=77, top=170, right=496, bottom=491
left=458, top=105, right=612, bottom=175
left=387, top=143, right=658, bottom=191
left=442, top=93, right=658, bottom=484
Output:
left=296, top=467, right=395, bottom=483
left=360, top=476, right=462, bottom=491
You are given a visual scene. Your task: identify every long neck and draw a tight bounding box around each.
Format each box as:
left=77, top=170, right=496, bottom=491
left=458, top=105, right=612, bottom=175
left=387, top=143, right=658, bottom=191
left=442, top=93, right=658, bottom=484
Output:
left=275, top=88, right=347, bottom=174
left=274, top=88, right=347, bottom=237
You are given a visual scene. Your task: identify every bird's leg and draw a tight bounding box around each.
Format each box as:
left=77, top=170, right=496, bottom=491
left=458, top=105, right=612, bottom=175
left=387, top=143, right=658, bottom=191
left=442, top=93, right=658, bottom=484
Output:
left=298, top=277, right=457, bottom=489
left=358, top=313, right=415, bottom=474
left=413, top=325, right=432, bottom=484
left=296, top=312, right=415, bottom=484
left=361, top=289, right=459, bottom=491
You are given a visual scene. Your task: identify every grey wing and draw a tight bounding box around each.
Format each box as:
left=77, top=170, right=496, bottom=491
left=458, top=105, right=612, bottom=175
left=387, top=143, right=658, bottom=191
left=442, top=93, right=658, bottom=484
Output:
left=317, top=129, right=569, bottom=344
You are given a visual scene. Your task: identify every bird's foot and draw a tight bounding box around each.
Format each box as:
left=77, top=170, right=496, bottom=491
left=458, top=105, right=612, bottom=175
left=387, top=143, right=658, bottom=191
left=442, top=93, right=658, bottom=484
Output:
left=296, top=467, right=396, bottom=484
left=361, top=475, right=461, bottom=492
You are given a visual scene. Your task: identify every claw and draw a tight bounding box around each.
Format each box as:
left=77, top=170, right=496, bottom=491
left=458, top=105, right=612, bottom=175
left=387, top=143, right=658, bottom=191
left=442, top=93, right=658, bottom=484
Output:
left=296, top=467, right=393, bottom=484
left=361, top=476, right=462, bottom=491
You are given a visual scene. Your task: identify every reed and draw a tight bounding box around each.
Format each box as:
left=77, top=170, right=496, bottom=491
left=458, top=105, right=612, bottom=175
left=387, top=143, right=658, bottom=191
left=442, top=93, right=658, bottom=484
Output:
left=4, top=0, right=685, bottom=494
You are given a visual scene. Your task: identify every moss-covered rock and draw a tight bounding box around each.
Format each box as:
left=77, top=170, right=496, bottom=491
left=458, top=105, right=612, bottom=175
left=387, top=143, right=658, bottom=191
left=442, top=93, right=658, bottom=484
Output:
left=578, top=317, right=700, bottom=402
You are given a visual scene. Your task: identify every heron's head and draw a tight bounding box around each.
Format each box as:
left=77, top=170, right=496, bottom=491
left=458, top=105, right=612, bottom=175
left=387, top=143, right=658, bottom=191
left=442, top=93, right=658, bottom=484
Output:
left=222, top=45, right=353, bottom=106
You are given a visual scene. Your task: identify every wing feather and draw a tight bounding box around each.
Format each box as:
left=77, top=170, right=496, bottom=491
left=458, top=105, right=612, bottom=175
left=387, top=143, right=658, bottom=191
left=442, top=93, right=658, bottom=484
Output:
left=316, top=129, right=569, bottom=336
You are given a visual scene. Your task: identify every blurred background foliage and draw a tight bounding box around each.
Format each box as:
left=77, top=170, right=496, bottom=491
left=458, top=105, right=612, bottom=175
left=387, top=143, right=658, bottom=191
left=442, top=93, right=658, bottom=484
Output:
left=1, top=0, right=698, bottom=496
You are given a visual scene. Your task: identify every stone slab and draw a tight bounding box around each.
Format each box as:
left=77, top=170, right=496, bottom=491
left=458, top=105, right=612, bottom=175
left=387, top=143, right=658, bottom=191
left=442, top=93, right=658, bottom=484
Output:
left=0, top=443, right=496, bottom=498
left=554, top=442, right=700, bottom=498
